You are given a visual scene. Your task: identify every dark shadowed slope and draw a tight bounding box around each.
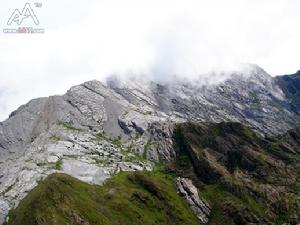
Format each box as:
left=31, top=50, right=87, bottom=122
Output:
left=275, top=70, right=300, bottom=114
left=171, top=122, right=300, bottom=224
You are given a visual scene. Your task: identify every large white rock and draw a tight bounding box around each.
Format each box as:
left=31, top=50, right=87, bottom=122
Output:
left=61, top=159, right=112, bottom=185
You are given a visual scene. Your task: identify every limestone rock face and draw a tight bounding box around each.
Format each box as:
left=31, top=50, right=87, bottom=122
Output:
left=176, top=177, right=211, bottom=224
left=0, top=124, right=153, bottom=224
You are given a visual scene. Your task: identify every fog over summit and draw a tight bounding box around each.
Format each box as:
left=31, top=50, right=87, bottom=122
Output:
left=0, top=0, right=300, bottom=120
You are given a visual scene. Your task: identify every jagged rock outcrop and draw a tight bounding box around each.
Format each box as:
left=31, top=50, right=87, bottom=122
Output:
left=176, top=177, right=211, bottom=224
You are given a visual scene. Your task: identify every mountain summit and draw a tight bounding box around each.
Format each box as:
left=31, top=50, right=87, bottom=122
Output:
left=1, top=65, right=300, bottom=224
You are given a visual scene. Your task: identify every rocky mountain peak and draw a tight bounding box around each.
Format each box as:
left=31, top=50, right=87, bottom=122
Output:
left=1, top=66, right=300, bottom=224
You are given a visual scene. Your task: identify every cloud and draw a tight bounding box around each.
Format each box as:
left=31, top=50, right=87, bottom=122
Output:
left=0, top=0, right=300, bottom=120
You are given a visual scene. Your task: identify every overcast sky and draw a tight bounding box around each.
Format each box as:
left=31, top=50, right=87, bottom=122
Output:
left=0, top=0, right=300, bottom=121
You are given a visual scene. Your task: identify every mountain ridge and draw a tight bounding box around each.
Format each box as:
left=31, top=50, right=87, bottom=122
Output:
left=1, top=65, right=300, bottom=224
left=1, top=65, right=299, bottom=156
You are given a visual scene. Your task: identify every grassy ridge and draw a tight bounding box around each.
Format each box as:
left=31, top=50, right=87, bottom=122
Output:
left=5, top=172, right=200, bottom=225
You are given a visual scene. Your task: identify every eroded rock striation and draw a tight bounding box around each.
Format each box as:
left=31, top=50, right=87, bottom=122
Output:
left=176, top=177, right=211, bottom=224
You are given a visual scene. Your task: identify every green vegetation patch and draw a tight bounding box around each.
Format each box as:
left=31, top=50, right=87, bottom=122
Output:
left=95, top=132, right=122, bottom=147
left=49, top=135, right=61, bottom=142
left=5, top=172, right=200, bottom=225
left=36, top=158, right=62, bottom=170
left=2, top=184, right=14, bottom=195
left=55, top=159, right=63, bottom=170
left=59, top=122, right=84, bottom=132
left=198, top=184, right=265, bottom=224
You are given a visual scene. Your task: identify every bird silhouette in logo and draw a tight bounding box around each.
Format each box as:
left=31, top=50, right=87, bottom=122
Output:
left=7, top=3, right=39, bottom=26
